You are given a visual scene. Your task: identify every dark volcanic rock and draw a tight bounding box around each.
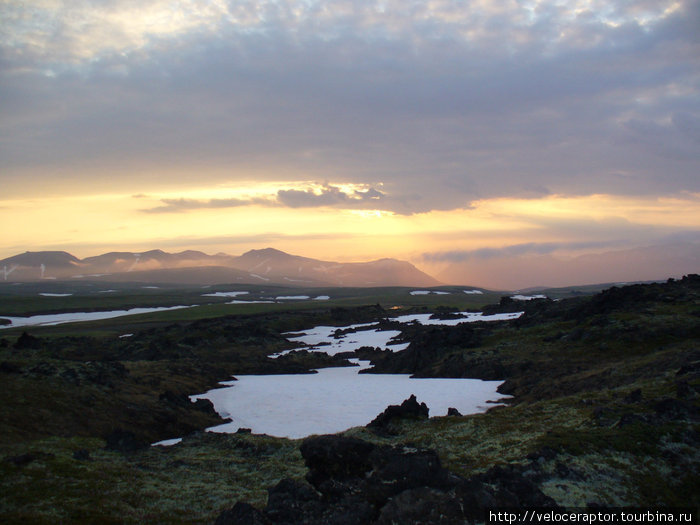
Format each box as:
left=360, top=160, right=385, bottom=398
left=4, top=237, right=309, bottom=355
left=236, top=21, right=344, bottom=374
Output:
left=215, top=502, right=270, bottom=525
left=653, top=398, right=699, bottom=421
left=159, top=390, right=191, bottom=406
left=300, top=435, right=375, bottom=483
left=447, top=407, right=463, bottom=416
left=376, top=487, right=467, bottom=524
left=104, top=428, right=148, bottom=452
left=472, top=464, right=559, bottom=508
left=4, top=451, right=55, bottom=467
left=14, top=331, right=42, bottom=350
left=367, top=395, right=429, bottom=432
left=4, top=453, right=38, bottom=467
left=0, top=361, right=21, bottom=373
left=624, top=388, right=643, bottom=403
left=264, top=479, right=324, bottom=524
left=72, top=449, right=91, bottom=461
left=220, top=434, right=556, bottom=524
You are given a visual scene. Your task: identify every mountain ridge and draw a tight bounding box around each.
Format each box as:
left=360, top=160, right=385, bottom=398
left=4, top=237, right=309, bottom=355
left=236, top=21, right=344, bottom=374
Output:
left=0, top=247, right=440, bottom=287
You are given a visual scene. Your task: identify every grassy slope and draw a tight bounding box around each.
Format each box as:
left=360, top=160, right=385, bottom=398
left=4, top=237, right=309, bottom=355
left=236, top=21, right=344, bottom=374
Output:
left=1, top=278, right=698, bottom=522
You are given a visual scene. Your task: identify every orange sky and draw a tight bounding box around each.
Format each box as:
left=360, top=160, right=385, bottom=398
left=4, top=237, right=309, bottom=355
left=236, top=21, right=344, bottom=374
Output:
left=1, top=1, right=698, bottom=287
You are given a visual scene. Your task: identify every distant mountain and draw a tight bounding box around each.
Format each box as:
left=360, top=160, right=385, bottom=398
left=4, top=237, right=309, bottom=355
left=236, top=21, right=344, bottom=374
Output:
left=0, top=247, right=439, bottom=287
left=2, top=251, right=81, bottom=268
left=0, top=251, right=82, bottom=281
left=229, top=248, right=439, bottom=287
left=80, top=249, right=236, bottom=274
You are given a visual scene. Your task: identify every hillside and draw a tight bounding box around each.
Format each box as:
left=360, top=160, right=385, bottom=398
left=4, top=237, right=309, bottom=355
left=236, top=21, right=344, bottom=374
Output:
left=0, top=276, right=697, bottom=522
left=0, top=247, right=440, bottom=287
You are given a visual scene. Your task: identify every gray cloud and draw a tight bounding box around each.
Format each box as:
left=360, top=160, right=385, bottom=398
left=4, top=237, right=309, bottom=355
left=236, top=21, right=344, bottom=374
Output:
left=277, top=184, right=385, bottom=208
left=1, top=0, right=698, bottom=213
left=142, top=184, right=391, bottom=213
left=422, top=241, right=623, bottom=263
left=143, top=197, right=273, bottom=213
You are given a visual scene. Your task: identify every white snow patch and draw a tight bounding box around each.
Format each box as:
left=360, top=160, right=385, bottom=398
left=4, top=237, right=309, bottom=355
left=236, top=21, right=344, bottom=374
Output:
left=0, top=305, right=194, bottom=329
left=98, top=290, right=117, bottom=293
left=38, top=293, right=73, bottom=297
left=152, top=438, right=183, bottom=447
left=410, top=290, right=450, bottom=295
left=313, top=295, right=330, bottom=301
left=276, top=295, right=310, bottom=300
left=281, top=326, right=405, bottom=357
left=278, top=312, right=522, bottom=356
left=142, top=286, right=159, bottom=289
left=511, top=294, right=547, bottom=301
left=119, top=333, right=134, bottom=338
left=250, top=273, right=270, bottom=281
left=192, top=362, right=509, bottom=439
left=227, top=300, right=275, bottom=304
left=463, top=290, right=484, bottom=295
left=394, top=311, right=523, bottom=326
left=202, top=291, right=249, bottom=298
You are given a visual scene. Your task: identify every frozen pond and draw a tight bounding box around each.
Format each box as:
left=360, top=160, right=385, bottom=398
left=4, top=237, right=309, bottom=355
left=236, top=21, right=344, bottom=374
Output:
left=193, top=360, right=508, bottom=439
left=281, top=323, right=408, bottom=356
left=191, top=310, right=521, bottom=438
left=0, top=305, right=194, bottom=329
left=155, top=308, right=526, bottom=443
left=511, top=294, right=547, bottom=301
left=279, top=311, right=523, bottom=355
left=202, top=291, right=249, bottom=298
left=393, top=311, right=522, bottom=326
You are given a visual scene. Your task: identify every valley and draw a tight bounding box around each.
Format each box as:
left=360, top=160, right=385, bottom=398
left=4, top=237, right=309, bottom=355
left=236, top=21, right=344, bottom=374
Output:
left=0, top=275, right=698, bottom=523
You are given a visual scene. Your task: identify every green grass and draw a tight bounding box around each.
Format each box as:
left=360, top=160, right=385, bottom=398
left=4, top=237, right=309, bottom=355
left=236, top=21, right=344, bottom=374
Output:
left=1, top=277, right=698, bottom=520
left=0, top=433, right=306, bottom=524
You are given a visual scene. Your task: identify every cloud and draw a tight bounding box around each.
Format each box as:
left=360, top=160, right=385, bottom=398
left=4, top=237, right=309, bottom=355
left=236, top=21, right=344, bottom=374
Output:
left=142, top=184, right=391, bottom=213
left=142, top=196, right=273, bottom=213
left=422, top=241, right=623, bottom=263
left=1, top=0, right=698, bottom=213
left=276, top=184, right=385, bottom=208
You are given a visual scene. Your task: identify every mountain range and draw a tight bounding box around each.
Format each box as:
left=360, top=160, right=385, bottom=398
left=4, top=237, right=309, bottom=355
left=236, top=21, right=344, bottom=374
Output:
left=0, top=248, right=440, bottom=287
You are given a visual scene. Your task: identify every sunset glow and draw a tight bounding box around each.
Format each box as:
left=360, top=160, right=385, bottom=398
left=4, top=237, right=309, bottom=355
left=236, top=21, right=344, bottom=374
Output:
left=1, top=0, right=698, bottom=288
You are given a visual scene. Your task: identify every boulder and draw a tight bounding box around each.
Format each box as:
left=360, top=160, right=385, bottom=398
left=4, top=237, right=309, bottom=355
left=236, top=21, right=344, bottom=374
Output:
left=14, top=331, right=42, bottom=350
left=367, top=395, right=429, bottom=432
left=377, top=487, right=466, bottom=524
left=215, top=502, right=270, bottom=525
left=73, top=449, right=91, bottom=461
left=104, top=428, right=148, bottom=452
left=219, top=435, right=557, bottom=524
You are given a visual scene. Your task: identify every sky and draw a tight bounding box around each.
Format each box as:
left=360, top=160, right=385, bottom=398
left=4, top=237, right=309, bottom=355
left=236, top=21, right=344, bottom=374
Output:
left=1, top=0, right=698, bottom=288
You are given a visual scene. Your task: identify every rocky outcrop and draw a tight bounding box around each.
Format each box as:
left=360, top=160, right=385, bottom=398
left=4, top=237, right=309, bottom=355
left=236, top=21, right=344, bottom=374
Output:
left=104, top=428, right=148, bottom=452
left=215, top=434, right=556, bottom=524
left=366, top=394, right=429, bottom=433
left=14, top=331, right=42, bottom=350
